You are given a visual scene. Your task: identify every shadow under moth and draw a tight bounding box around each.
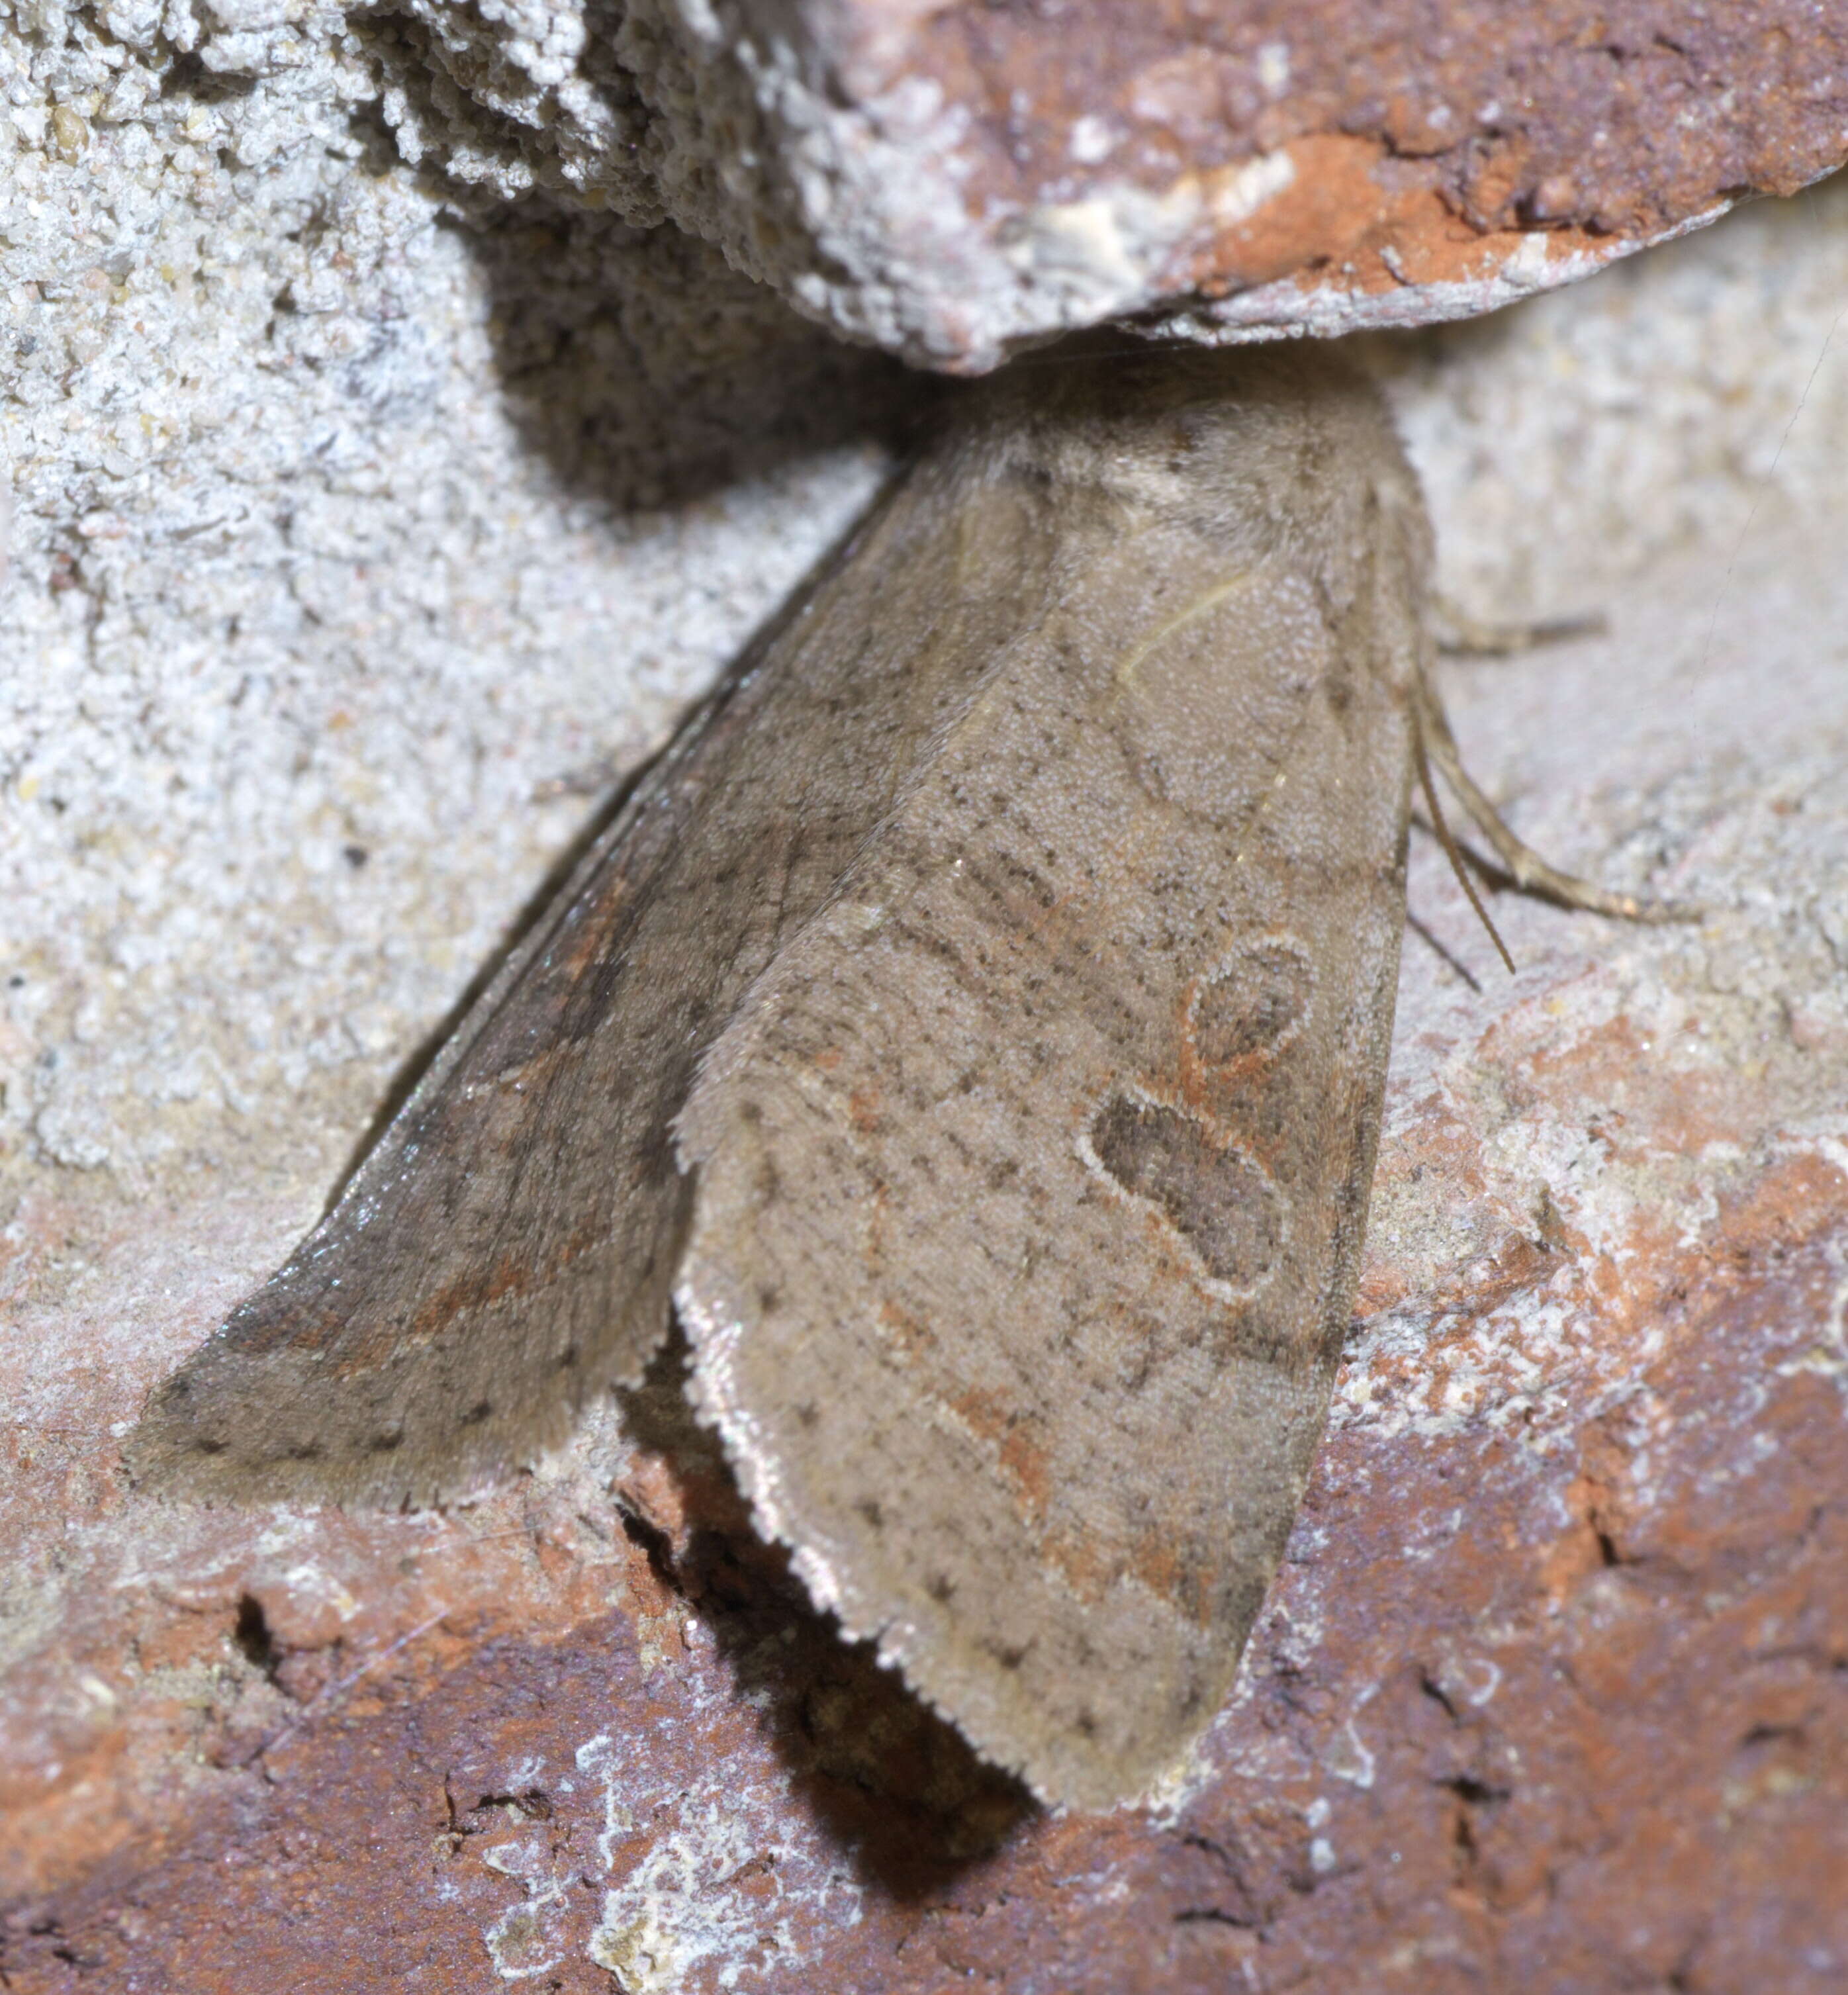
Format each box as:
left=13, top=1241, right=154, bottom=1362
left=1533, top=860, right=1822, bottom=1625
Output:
left=134, top=345, right=1660, bottom=1812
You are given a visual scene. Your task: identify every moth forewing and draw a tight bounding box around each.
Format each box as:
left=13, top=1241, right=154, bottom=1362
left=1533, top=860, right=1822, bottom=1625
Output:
left=130, top=422, right=1067, bottom=1506
left=135, top=344, right=1432, bottom=1816
left=675, top=350, right=1428, bottom=1810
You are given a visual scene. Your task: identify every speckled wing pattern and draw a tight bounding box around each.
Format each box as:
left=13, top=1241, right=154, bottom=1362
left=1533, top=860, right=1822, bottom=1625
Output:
left=675, top=350, right=1430, bottom=1808
left=136, top=347, right=1432, bottom=1810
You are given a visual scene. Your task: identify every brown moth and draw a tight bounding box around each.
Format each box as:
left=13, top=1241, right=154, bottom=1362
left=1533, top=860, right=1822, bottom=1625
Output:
left=135, top=345, right=1542, bottom=1810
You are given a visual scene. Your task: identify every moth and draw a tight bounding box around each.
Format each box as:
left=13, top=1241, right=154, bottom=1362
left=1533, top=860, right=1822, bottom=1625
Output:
left=134, top=345, right=1652, bottom=1810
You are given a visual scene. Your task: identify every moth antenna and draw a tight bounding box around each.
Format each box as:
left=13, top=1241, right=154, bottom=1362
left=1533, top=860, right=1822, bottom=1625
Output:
left=1412, top=667, right=1700, bottom=926
left=1431, top=595, right=1608, bottom=657
left=1411, top=697, right=1516, bottom=976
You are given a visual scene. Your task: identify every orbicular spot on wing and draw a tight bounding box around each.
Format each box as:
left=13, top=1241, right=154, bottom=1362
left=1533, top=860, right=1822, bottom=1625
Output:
left=1084, top=1091, right=1285, bottom=1298
left=1190, top=940, right=1315, bottom=1068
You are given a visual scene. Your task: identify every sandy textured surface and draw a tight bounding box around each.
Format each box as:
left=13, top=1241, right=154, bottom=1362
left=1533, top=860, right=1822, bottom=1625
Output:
left=3, top=16, right=1847, bottom=1982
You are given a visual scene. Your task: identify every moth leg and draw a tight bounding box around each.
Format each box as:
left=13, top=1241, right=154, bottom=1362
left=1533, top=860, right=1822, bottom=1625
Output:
left=1432, top=594, right=1608, bottom=657
left=1410, top=712, right=1514, bottom=974
left=1412, top=667, right=1700, bottom=925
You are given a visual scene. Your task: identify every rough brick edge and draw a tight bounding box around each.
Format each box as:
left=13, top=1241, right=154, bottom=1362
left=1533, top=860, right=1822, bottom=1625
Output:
left=607, top=0, right=1848, bottom=368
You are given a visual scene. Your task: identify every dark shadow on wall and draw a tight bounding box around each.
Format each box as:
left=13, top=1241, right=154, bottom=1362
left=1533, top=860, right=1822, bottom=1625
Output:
left=615, top=1326, right=1040, bottom=1897
left=452, top=199, right=930, bottom=514
left=339, top=15, right=935, bottom=517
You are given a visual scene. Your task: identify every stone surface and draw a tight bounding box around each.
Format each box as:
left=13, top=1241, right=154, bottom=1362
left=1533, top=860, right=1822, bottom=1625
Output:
left=5, top=17, right=1848, bottom=1983
left=377, top=0, right=1848, bottom=366
left=1, top=0, right=911, bottom=1230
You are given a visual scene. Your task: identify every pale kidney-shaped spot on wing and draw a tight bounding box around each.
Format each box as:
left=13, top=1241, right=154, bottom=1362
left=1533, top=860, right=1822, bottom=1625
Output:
left=1190, top=939, right=1315, bottom=1068
left=1083, top=1091, right=1286, bottom=1297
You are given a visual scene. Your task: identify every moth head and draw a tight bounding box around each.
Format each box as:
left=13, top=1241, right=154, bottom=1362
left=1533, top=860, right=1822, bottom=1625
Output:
left=962, top=336, right=1432, bottom=612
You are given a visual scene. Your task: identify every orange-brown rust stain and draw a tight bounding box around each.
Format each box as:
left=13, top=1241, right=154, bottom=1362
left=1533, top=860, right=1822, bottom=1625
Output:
left=1182, top=134, right=1634, bottom=302
left=1356, top=1070, right=1848, bottom=1463
left=1348, top=1186, right=1587, bottom=1415
left=1715, top=1149, right=1848, bottom=1257
left=1187, top=136, right=1398, bottom=292
left=997, top=1422, right=1052, bottom=1518
left=1142, top=974, right=1265, bottom=1120
left=1124, top=1531, right=1211, bottom=1624
left=1129, top=1532, right=1183, bottom=1604
left=950, top=1386, right=1011, bottom=1448
left=0, top=1712, right=140, bottom=1900
left=375, top=1248, right=540, bottom=1366
left=1350, top=1259, right=1412, bottom=1320
left=1040, top=1517, right=1213, bottom=1624
left=1538, top=1469, right=1626, bottom=1606
left=616, top=1447, right=694, bottom=1543
left=1174, top=979, right=1210, bottom=1113
left=1040, top=1519, right=1114, bottom=1605
left=1504, top=1007, right=1777, bottom=1158
left=878, top=1296, right=938, bottom=1364
left=950, top=1387, right=1052, bottom=1522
